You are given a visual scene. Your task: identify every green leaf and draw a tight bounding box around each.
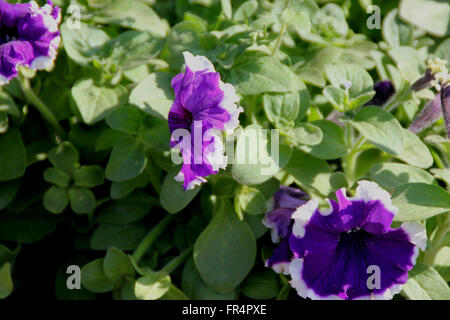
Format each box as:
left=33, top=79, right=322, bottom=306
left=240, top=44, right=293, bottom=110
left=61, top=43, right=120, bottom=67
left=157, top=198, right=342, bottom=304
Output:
left=263, top=92, right=299, bottom=128
left=369, top=162, right=436, bottom=191
left=48, top=141, right=79, bottom=173
left=234, top=0, right=258, bottom=21
left=435, top=247, right=450, bottom=282
left=350, top=106, right=405, bottom=155
left=329, top=171, right=349, bottom=191
left=135, top=274, right=171, bottom=300
left=105, top=137, right=147, bottom=182
left=285, top=123, right=323, bottom=147
left=129, top=72, right=174, bottom=120
left=388, top=47, right=422, bottom=83
left=160, top=167, right=201, bottom=214
left=232, top=125, right=292, bottom=185
left=110, top=173, right=150, bottom=200
left=0, top=128, right=26, bottom=181
left=43, top=167, right=71, bottom=188
left=241, top=269, right=279, bottom=300
left=237, top=185, right=266, bottom=215
left=73, top=165, right=105, bottom=188
left=105, top=106, right=143, bottom=135
left=81, top=258, right=115, bottom=293
left=194, top=201, right=256, bottom=293
left=103, top=247, right=134, bottom=283
left=382, top=9, right=414, bottom=47
left=161, top=21, right=206, bottom=70
left=0, top=179, right=20, bottom=210
left=324, top=64, right=373, bottom=101
left=90, top=223, right=147, bottom=251
left=140, top=117, right=171, bottom=151
left=98, top=191, right=153, bottom=224
left=106, top=31, right=164, bottom=71
left=71, top=78, right=128, bottom=125
left=221, top=0, right=232, bottom=19
left=392, top=183, right=450, bottom=221
left=395, top=130, right=433, bottom=169
left=297, top=66, right=326, bottom=88
left=425, top=135, right=450, bottom=166
left=431, top=169, right=450, bottom=187
left=305, top=120, right=349, bottom=160
left=402, top=263, right=450, bottom=300
left=69, top=187, right=96, bottom=214
left=95, top=128, right=129, bottom=152
left=434, top=38, right=450, bottom=61
left=312, top=3, right=348, bottom=38
left=227, top=55, right=304, bottom=95
left=0, top=211, right=61, bottom=243
left=323, top=85, right=347, bottom=111
left=92, top=0, right=169, bottom=36
left=181, top=258, right=236, bottom=300
left=0, top=263, right=13, bottom=299
left=60, top=22, right=110, bottom=66
left=284, top=149, right=333, bottom=197
left=43, top=186, right=69, bottom=214
left=0, top=89, right=20, bottom=118
left=399, top=0, right=449, bottom=37
left=160, top=284, right=188, bottom=300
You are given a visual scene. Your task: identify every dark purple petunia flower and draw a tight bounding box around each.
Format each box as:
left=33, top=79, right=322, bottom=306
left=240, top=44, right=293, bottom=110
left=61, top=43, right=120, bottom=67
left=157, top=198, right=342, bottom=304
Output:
left=263, top=185, right=309, bottom=274
left=441, top=85, right=450, bottom=138
left=0, top=0, right=61, bottom=84
left=288, top=181, right=426, bottom=300
left=365, top=80, right=395, bottom=106
left=168, top=52, right=243, bottom=190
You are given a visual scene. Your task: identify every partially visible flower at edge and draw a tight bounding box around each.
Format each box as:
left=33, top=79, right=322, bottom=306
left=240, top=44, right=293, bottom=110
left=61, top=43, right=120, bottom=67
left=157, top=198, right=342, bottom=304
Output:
left=0, top=0, right=62, bottom=85
left=409, top=58, right=450, bottom=138
left=365, top=80, right=395, bottom=107
left=264, top=181, right=427, bottom=300
left=168, top=51, right=243, bottom=190
left=263, top=185, right=310, bottom=275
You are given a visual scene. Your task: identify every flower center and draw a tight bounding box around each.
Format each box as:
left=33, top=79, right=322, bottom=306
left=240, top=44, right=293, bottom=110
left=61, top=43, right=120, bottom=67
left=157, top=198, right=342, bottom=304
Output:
left=337, top=227, right=369, bottom=253
left=0, top=26, right=19, bottom=45
left=183, top=108, right=194, bottom=127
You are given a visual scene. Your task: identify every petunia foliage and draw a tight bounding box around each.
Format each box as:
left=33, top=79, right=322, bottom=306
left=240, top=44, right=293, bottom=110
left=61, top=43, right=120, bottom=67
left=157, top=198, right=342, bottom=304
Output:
left=0, top=0, right=449, bottom=301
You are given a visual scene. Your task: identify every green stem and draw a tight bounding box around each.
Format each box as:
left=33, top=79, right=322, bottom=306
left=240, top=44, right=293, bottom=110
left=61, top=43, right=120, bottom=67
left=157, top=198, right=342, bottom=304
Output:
left=342, top=124, right=365, bottom=183
left=431, top=149, right=446, bottom=170
left=159, top=245, right=193, bottom=277
left=19, top=76, right=67, bottom=138
left=423, top=214, right=450, bottom=267
left=272, top=22, right=287, bottom=56
left=132, top=215, right=174, bottom=264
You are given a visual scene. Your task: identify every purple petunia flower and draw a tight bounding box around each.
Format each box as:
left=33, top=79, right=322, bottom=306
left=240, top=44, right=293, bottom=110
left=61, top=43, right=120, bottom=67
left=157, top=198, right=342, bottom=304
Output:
left=263, top=185, right=309, bottom=274
left=0, top=0, right=61, bottom=85
left=365, top=80, right=395, bottom=107
left=287, top=181, right=426, bottom=300
left=168, top=52, right=243, bottom=190
left=409, top=93, right=442, bottom=134
left=441, top=85, right=450, bottom=138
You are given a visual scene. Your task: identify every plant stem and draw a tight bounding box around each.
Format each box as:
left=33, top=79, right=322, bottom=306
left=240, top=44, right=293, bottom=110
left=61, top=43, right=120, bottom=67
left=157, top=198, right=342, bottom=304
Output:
left=159, top=245, right=193, bottom=277
left=423, top=213, right=450, bottom=267
left=342, top=124, right=365, bottom=183
left=132, top=215, right=174, bottom=264
left=272, top=22, right=287, bottom=56
left=19, top=76, right=67, bottom=138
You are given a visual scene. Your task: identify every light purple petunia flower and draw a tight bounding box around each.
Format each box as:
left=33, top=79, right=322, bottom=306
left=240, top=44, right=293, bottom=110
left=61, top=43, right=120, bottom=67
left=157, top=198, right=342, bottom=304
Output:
left=263, top=185, right=309, bottom=275
left=168, top=52, right=243, bottom=190
left=288, top=181, right=426, bottom=300
left=0, top=0, right=61, bottom=85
